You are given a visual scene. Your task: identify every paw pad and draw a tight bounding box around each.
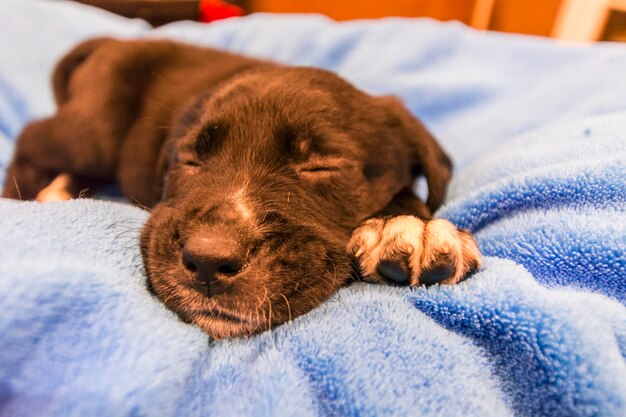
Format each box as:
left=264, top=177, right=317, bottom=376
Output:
left=348, top=216, right=481, bottom=286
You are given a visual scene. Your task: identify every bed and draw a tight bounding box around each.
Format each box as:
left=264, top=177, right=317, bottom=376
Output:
left=1, top=1, right=625, bottom=416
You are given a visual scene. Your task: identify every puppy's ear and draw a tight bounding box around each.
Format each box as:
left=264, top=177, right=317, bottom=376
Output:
left=377, top=96, right=452, bottom=213
left=52, top=37, right=113, bottom=105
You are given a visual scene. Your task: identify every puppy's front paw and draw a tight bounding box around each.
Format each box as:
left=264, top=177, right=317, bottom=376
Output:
left=348, top=216, right=481, bottom=286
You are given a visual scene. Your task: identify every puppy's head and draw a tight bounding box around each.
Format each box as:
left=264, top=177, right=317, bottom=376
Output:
left=141, top=67, right=451, bottom=338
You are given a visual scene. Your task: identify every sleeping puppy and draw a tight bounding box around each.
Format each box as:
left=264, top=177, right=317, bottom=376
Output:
left=2, top=38, right=481, bottom=339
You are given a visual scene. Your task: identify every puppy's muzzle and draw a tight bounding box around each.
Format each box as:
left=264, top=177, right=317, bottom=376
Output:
left=182, top=233, right=248, bottom=297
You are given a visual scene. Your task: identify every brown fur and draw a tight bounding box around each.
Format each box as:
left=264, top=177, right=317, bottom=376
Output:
left=2, top=38, right=480, bottom=339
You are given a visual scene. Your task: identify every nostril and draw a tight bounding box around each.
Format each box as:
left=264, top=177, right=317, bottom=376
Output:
left=217, top=262, right=240, bottom=275
left=182, top=249, right=198, bottom=273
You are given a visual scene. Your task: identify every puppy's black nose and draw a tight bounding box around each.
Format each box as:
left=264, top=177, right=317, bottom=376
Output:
left=182, top=236, right=246, bottom=286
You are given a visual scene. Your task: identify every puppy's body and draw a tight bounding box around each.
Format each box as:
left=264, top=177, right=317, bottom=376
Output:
left=7, top=39, right=269, bottom=205
left=3, top=38, right=481, bottom=338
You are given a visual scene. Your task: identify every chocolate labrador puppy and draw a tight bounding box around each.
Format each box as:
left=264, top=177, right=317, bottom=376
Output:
left=2, top=38, right=481, bottom=339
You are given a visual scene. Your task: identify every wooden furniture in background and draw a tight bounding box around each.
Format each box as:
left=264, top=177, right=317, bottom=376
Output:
left=602, top=7, right=626, bottom=41
left=72, top=0, right=626, bottom=42
left=471, top=0, right=562, bottom=36
left=247, top=0, right=476, bottom=23
left=73, top=0, right=245, bottom=26
left=247, top=0, right=563, bottom=37
left=472, top=0, right=626, bottom=41
left=471, top=0, right=495, bottom=29
left=74, top=0, right=200, bottom=26
left=552, top=0, right=626, bottom=41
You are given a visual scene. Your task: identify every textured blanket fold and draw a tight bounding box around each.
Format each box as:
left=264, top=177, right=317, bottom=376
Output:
left=1, top=1, right=624, bottom=416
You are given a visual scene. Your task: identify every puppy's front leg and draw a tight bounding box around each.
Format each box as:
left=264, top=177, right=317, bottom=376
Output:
left=348, top=188, right=481, bottom=286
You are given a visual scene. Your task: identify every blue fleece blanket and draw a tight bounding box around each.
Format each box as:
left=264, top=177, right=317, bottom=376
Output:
left=1, top=1, right=625, bottom=416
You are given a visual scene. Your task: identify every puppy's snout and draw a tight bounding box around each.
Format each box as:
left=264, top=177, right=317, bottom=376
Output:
left=182, top=235, right=247, bottom=291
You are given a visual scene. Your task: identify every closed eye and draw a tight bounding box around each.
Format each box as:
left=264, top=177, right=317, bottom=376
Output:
left=298, top=166, right=340, bottom=173
left=296, top=165, right=343, bottom=181
left=179, top=161, right=202, bottom=176
left=295, top=156, right=353, bottom=178
left=174, top=150, right=201, bottom=169
left=182, top=160, right=201, bottom=167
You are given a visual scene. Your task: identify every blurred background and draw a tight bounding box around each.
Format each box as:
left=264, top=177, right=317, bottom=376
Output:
left=74, top=0, right=626, bottom=42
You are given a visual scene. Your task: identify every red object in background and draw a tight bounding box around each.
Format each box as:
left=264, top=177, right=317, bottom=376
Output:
left=199, top=0, right=244, bottom=22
